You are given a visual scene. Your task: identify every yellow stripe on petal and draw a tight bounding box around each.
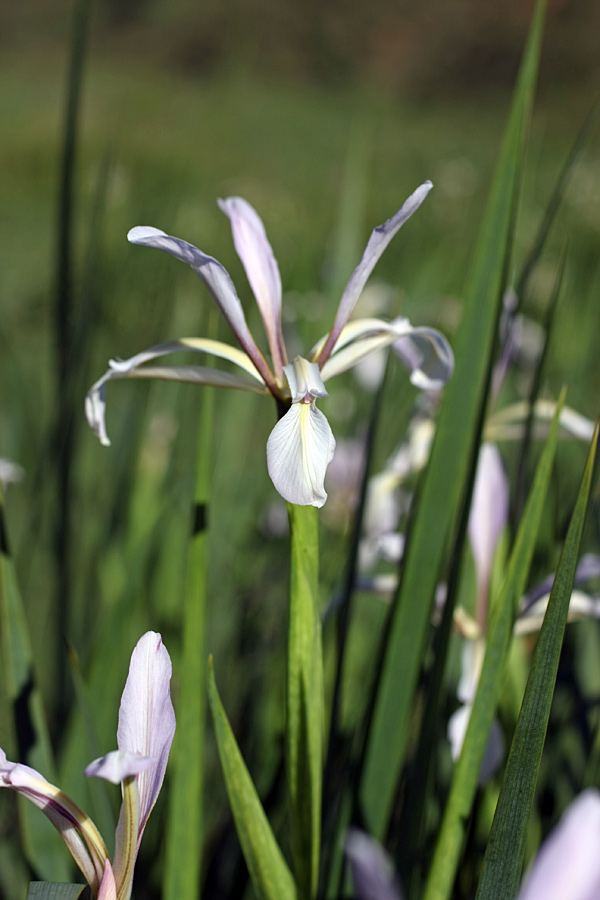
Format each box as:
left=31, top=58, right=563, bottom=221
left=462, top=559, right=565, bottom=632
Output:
left=266, top=401, right=336, bottom=507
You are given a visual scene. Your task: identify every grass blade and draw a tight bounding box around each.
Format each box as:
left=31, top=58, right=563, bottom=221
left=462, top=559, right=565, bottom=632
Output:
left=358, top=0, right=546, bottom=840
left=207, top=657, right=297, bottom=900
left=287, top=503, right=323, bottom=900
left=475, top=422, right=599, bottom=900
left=422, top=390, right=563, bottom=900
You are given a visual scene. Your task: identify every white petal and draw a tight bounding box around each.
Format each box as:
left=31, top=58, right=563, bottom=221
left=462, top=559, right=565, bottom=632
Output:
left=267, top=401, right=336, bottom=507
left=218, top=197, right=286, bottom=377
left=85, top=750, right=154, bottom=785
left=127, top=226, right=275, bottom=389
left=518, top=791, right=600, bottom=900
left=468, top=443, right=509, bottom=604
left=283, top=356, right=328, bottom=402
left=317, top=182, right=433, bottom=365
left=345, top=829, right=404, bottom=900
left=393, top=325, right=455, bottom=390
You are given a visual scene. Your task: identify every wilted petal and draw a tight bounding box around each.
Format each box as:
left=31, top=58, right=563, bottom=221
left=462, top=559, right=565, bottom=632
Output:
left=127, top=226, right=276, bottom=390
left=468, top=443, right=509, bottom=606
left=218, top=197, right=286, bottom=378
left=266, top=401, right=336, bottom=507
left=0, top=751, right=107, bottom=892
left=317, top=181, right=433, bottom=365
left=518, top=790, right=600, bottom=900
left=117, top=632, right=175, bottom=834
left=345, top=829, right=404, bottom=900
left=85, top=750, right=154, bottom=785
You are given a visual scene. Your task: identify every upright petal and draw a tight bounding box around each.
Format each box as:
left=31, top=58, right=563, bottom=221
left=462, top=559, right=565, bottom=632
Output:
left=218, top=197, right=286, bottom=380
left=116, top=632, right=176, bottom=834
left=266, top=401, right=336, bottom=507
left=345, top=829, right=404, bottom=900
left=468, top=443, right=509, bottom=610
left=127, top=226, right=277, bottom=392
left=283, top=356, right=328, bottom=403
left=518, top=790, right=600, bottom=900
left=317, top=182, right=433, bottom=366
left=98, top=860, right=118, bottom=900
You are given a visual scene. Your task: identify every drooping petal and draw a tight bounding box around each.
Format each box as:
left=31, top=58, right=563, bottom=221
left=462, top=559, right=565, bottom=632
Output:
left=283, top=356, right=328, bottom=402
left=468, top=443, right=509, bottom=609
left=0, top=751, right=108, bottom=892
left=266, top=401, right=336, bottom=507
left=116, top=632, right=175, bottom=835
left=218, top=197, right=286, bottom=379
left=85, top=750, right=154, bottom=785
left=317, top=317, right=454, bottom=391
left=344, top=829, right=404, bottom=900
left=85, top=338, right=270, bottom=446
left=485, top=400, right=595, bottom=443
left=127, top=226, right=277, bottom=391
left=518, top=790, right=600, bottom=900
left=316, top=181, right=433, bottom=366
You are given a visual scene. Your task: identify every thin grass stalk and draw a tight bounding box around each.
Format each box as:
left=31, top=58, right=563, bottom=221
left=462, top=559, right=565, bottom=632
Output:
left=163, top=317, right=216, bottom=900
left=287, top=503, right=323, bottom=900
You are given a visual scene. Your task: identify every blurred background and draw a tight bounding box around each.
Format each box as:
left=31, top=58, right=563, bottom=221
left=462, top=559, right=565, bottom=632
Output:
left=0, top=2, right=599, bottom=895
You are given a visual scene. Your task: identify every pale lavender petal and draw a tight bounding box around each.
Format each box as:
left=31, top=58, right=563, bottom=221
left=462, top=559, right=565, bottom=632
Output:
left=468, top=444, right=509, bottom=606
left=127, top=226, right=276, bottom=390
left=97, top=860, right=117, bottom=900
left=345, top=829, right=404, bottom=900
left=117, top=632, right=176, bottom=833
left=393, top=326, right=455, bottom=390
left=283, top=356, right=328, bottom=402
left=218, top=197, right=286, bottom=378
left=521, top=554, right=600, bottom=615
left=317, top=181, right=433, bottom=366
left=85, top=750, right=154, bottom=785
left=266, top=401, right=336, bottom=507
left=518, top=790, right=600, bottom=900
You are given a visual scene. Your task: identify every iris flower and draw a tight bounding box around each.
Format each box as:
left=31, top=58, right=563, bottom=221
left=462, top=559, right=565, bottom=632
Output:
left=0, top=631, right=175, bottom=900
left=86, top=183, right=453, bottom=507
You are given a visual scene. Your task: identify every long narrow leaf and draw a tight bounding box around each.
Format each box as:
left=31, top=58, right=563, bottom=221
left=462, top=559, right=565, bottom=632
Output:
left=358, top=0, right=546, bottom=839
left=207, top=657, right=297, bottom=900
left=287, top=503, right=323, bottom=900
left=422, top=389, right=563, bottom=900
left=475, top=423, right=599, bottom=900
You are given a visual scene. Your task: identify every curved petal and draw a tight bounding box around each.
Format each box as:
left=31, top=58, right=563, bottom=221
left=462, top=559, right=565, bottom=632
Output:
left=267, top=401, right=336, bottom=507
left=518, top=790, right=600, bottom=900
left=283, top=356, right=328, bottom=402
left=85, top=338, right=270, bottom=446
left=485, top=400, right=595, bottom=443
left=98, top=859, right=117, bottom=900
left=117, top=632, right=176, bottom=835
left=318, top=317, right=454, bottom=391
left=85, top=750, right=154, bottom=785
left=127, top=226, right=277, bottom=391
left=0, top=751, right=108, bottom=891
left=218, top=197, right=286, bottom=379
left=316, top=181, right=433, bottom=366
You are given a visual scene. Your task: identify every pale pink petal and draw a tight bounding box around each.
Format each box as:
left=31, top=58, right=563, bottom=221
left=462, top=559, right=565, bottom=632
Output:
left=218, top=197, right=286, bottom=379
left=518, top=791, right=600, bottom=900
left=266, top=402, right=336, bottom=507
left=97, top=860, right=117, bottom=900
left=117, top=632, right=175, bottom=833
left=127, top=226, right=276, bottom=390
left=468, top=444, right=509, bottom=607
left=317, top=182, right=433, bottom=366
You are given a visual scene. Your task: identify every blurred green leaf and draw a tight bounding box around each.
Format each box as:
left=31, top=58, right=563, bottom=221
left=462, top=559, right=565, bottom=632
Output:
left=0, top=486, right=71, bottom=882
left=358, top=0, right=547, bottom=841
left=287, top=503, right=323, bottom=900
left=207, top=657, right=297, bottom=900
left=27, top=884, right=90, bottom=900
left=475, top=422, right=598, bottom=900
left=164, top=347, right=216, bottom=900
left=422, top=390, right=563, bottom=900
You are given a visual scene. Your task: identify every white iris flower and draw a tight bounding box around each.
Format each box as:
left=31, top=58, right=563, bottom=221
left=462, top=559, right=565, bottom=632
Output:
left=86, top=183, right=454, bottom=507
